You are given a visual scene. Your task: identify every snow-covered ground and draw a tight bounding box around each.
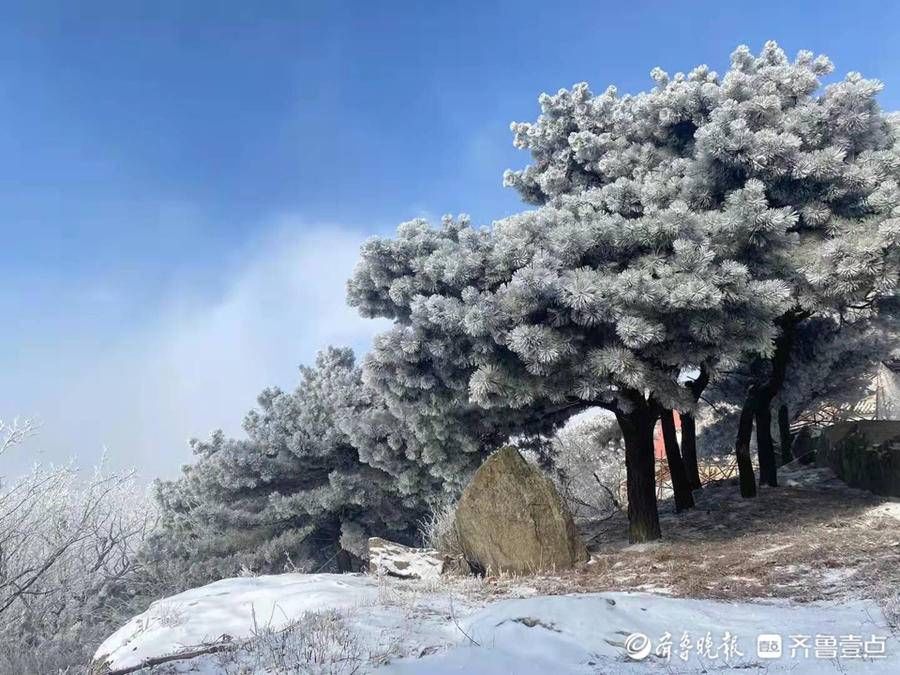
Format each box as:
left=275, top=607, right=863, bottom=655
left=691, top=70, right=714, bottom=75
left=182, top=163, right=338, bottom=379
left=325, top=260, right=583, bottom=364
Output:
left=95, top=574, right=382, bottom=671
left=94, top=572, right=899, bottom=674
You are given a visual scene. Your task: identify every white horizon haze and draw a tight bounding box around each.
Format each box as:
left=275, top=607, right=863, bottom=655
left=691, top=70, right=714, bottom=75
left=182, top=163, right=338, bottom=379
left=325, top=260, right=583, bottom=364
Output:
left=1, top=220, right=388, bottom=481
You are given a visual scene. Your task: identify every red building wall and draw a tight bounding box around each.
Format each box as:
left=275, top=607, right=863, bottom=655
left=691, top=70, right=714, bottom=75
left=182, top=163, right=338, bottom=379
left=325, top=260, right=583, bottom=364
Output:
left=653, top=411, right=681, bottom=459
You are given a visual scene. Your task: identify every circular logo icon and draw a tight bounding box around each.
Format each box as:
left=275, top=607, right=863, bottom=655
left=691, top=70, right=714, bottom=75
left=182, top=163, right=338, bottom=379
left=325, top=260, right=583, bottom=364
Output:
left=624, top=632, right=652, bottom=660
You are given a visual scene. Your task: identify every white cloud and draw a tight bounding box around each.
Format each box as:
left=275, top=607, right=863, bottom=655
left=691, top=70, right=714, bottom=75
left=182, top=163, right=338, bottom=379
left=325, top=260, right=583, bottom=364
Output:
left=4, top=221, right=387, bottom=480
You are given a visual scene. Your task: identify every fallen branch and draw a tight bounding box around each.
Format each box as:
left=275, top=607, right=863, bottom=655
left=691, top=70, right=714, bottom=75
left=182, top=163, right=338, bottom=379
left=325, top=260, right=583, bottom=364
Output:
left=93, top=641, right=238, bottom=675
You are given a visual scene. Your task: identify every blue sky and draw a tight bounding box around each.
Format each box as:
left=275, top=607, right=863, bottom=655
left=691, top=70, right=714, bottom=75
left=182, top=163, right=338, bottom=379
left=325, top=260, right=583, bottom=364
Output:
left=2, top=0, right=899, bottom=477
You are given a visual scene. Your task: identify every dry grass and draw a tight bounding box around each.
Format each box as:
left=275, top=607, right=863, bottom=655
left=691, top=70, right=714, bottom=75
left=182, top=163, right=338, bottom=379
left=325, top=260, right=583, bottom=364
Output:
left=440, top=466, right=900, bottom=623
left=214, top=608, right=363, bottom=675
left=417, top=500, right=463, bottom=556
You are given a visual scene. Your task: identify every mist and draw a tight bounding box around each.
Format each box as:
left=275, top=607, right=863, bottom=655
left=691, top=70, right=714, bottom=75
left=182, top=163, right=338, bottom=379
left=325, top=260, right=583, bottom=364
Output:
left=0, top=221, right=387, bottom=480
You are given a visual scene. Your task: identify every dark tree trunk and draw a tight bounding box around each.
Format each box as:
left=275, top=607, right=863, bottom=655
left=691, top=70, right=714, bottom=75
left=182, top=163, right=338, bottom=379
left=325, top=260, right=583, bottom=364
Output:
left=615, top=404, right=662, bottom=543
left=660, top=409, right=695, bottom=511
left=680, top=411, right=702, bottom=491
left=755, top=403, right=777, bottom=487
left=778, top=403, right=793, bottom=465
left=752, top=313, right=803, bottom=487
left=735, top=387, right=758, bottom=498
left=732, top=310, right=808, bottom=497
left=682, top=366, right=709, bottom=492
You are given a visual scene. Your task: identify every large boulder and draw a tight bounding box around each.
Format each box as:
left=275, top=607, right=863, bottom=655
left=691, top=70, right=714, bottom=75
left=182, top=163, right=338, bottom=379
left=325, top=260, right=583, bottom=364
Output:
left=454, top=446, right=589, bottom=574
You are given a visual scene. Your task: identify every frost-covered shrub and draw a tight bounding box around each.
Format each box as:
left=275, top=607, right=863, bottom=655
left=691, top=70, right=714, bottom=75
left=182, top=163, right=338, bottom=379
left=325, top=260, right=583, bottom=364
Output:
left=780, top=302, right=899, bottom=425
left=544, top=410, right=626, bottom=521
left=0, top=422, right=157, bottom=674
left=695, top=402, right=744, bottom=461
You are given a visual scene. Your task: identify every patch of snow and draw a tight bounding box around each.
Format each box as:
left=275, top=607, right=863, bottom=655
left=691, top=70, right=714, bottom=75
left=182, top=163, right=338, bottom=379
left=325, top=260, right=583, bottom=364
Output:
left=630, top=584, right=673, bottom=595
left=865, top=502, right=900, bottom=522
left=753, top=543, right=795, bottom=557
left=821, top=567, right=860, bottom=587
left=623, top=541, right=664, bottom=553
left=780, top=466, right=838, bottom=488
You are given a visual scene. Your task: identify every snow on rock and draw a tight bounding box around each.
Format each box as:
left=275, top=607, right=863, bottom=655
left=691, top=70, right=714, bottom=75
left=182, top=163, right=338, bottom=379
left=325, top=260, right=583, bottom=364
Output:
left=93, top=573, right=380, bottom=672
left=94, top=573, right=900, bottom=674
left=367, top=536, right=446, bottom=580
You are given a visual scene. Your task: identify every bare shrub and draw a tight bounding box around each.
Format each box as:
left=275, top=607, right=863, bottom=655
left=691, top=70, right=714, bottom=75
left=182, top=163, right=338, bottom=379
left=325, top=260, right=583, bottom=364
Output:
left=0, top=417, right=38, bottom=455
left=0, top=419, right=158, bottom=674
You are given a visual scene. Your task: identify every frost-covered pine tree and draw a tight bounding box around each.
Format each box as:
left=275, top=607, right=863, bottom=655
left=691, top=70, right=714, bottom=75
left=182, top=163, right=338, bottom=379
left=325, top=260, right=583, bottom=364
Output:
left=697, top=299, right=897, bottom=464
left=350, top=205, right=788, bottom=541
left=504, top=41, right=900, bottom=496
left=154, top=347, right=424, bottom=584
left=347, top=219, right=579, bottom=497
